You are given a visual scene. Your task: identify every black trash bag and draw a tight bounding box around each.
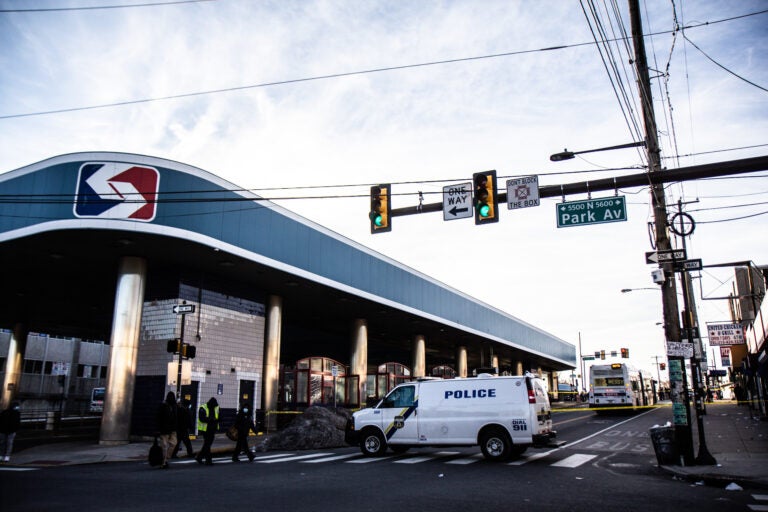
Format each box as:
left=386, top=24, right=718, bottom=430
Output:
left=148, top=437, right=163, bottom=467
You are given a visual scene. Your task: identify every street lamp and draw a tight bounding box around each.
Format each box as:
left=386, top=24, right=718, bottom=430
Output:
left=549, top=141, right=646, bottom=162
left=621, top=287, right=660, bottom=293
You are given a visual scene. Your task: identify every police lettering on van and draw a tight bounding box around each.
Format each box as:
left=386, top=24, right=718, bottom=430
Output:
left=346, top=373, right=555, bottom=461
left=444, top=388, right=496, bottom=399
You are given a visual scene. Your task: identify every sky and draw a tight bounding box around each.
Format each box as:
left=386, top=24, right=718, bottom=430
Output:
left=1, top=0, right=767, bottom=384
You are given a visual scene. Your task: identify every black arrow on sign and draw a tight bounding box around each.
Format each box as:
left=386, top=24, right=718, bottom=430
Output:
left=449, top=206, right=469, bottom=216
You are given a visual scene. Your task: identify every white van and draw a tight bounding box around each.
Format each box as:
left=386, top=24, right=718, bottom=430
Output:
left=345, top=373, right=555, bottom=461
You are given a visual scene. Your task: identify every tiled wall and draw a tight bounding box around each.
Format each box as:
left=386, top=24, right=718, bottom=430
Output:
left=138, top=282, right=266, bottom=410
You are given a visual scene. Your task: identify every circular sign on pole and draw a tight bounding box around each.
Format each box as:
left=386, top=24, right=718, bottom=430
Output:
left=670, top=212, right=695, bottom=237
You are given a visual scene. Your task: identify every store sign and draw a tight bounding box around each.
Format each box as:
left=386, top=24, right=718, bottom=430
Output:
left=707, top=323, right=745, bottom=346
left=720, top=347, right=731, bottom=366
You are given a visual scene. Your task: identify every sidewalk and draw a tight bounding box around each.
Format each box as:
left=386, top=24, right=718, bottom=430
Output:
left=2, top=433, right=242, bottom=467
left=2, top=402, right=766, bottom=489
left=657, top=401, right=768, bottom=489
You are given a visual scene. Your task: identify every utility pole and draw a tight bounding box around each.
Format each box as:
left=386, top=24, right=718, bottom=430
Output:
left=676, top=199, right=717, bottom=465
left=627, top=0, right=694, bottom=464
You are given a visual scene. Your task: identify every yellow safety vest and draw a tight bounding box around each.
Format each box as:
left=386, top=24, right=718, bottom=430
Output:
left=197, top=404, right=219, bottom=432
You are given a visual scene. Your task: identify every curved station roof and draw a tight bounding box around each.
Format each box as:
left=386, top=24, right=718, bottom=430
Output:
left=0, top=152, right=575, bottom=371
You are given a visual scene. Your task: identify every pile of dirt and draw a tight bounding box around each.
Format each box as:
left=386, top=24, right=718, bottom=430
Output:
left=254, top=406, right=353, bottom=451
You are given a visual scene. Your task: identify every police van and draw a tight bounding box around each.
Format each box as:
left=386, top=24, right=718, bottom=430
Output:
left=345, top=373, right=555, bottom=461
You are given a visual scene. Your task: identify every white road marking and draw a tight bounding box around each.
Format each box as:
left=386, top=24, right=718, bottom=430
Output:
left=301, top=453, right=359, bottom=463
left=257, top=453, right=332, bottom=463
left=550, top=453, right=598, bottom=468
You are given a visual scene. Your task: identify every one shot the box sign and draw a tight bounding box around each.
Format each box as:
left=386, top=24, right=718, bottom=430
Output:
left=707, top=323, right=745, bottom=346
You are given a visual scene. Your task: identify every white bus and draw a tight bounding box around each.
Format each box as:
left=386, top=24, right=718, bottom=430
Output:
left=588, top=363, right=652, bottom=412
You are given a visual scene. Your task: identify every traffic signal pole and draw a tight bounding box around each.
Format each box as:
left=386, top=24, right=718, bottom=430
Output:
left=387, top=155, right=768, bottom=219
left=176, top=309, right=186, bottom=399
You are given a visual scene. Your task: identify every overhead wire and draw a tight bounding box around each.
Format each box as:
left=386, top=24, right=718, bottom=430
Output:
left=0, top=0, right=218, bottom=13
left=682, top=33, right=768, bottom=93
left=1, top=8, right=766, bottom=120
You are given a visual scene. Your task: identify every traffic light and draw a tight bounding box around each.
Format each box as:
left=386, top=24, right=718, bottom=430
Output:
left=621, top=348, right=629, bottom=358
left=600, top=350, right=605, bottom=360
left=166, top=339, right=181, bottom=354
left=181, top=343, right=196, bottom=359
left=369, top=184, right=391, bottom=234
left=472, top=170, right=499, bottom=225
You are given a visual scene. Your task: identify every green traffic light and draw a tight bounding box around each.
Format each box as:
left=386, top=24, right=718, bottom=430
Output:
left=478, top=204, right=490, bottom=218
left=374, top=214, right=383, bottom=226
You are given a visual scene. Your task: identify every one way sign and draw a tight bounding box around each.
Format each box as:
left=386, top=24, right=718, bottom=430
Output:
left=443, top=182, right=472, bottom=221
left=645, top=249, right=686, bottom=264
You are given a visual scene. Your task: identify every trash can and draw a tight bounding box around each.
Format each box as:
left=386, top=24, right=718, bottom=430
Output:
left=649, top=426, right=679, bottom=465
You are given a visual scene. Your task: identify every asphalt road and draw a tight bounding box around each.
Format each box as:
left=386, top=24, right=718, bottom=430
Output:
left=1, top=407, right=760, bottom=512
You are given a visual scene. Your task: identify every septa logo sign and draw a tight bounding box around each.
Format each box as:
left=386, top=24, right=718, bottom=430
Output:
left=74, top=163, right=160, bottom=221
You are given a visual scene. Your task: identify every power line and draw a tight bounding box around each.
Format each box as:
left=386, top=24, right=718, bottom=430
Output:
left=2, top=8, right=766, bottom=120
left=0, top=0, right=217, bottom=13
left=662, top=143, right=768, bottom=159
left=682, top=33, right=768, bottom=93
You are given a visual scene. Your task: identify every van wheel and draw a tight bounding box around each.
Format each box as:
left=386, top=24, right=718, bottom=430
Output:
left=480, top=428, right=512, bottom=461
left=360, top=430, right=387, bottom=457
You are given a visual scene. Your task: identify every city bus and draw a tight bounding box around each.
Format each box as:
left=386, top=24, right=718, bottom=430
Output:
left=588, top=363, right=652, bottom=412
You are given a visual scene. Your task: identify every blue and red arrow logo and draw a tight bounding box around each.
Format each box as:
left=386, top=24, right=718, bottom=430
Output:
left=74, top=163, right=159, bottom=221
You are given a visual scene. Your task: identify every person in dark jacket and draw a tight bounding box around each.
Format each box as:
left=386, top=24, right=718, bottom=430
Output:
left=195, top=397, right=219, bottom=465
left=171, top=399, right=194, bottom=459
left=155, top=391, right=178, bottom=469
left=232, top=402, right=258, bottom=462
left=0, top=401, right=21, bottom=463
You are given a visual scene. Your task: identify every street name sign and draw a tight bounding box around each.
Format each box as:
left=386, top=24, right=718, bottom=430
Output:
left=645, top=249, right=686, bottom=264
left=674, top=258, right=702, bottom=272
left=443, top=182, right=472, bottom=221
left=556, top=196, right=627, bottom=228
left=173, top=304, right=196, bottom=314
left=506, top=175, right=539, bottom=209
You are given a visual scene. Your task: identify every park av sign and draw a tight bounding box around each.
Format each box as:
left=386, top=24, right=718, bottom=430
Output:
left=556, top=196, right=627, bottom=228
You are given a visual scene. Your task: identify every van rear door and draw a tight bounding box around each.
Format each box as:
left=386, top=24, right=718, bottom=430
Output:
left=525, top=377, right=553, bottom=436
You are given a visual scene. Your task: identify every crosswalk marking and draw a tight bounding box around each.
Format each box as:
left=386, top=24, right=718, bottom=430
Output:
left=550, top=453, right=597, bottom=468
left=346, top=455, right=394, bottom=463
left=750, top=494, right=768, bottom=512
left=256, top=453, right=332, bottom=463
left=0, top=467, right=37, bottom=472
left=394, top=456, right=434, bottom=464
left=445, top=453, right=483, bottom=465
left=253, top=453, right=299, bottom=461
left=166, top=449, right=603, bottom=469
left=507, top=449, right=556, bottom=466
left=301, top=453, right=359, bottom=463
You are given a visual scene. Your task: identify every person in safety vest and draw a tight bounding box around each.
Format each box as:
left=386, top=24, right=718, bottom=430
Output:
left=195, top=397, right=219, bottom=465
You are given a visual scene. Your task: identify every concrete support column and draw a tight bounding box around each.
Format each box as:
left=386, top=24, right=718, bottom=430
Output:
left=1, top=323, right=28, bottom=410
left=552, top=373, right=559, bottom=401
left=350, top=319, right=368, bottom=406
left=412, top=335, right=426, bottom=379
left=100, top=257, right=147, bottom=445
left=516, top=361, right=524, bottom=376
left=262, top=295, right=283, bottom=431
left=457, top=346, right=467, bottom=378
